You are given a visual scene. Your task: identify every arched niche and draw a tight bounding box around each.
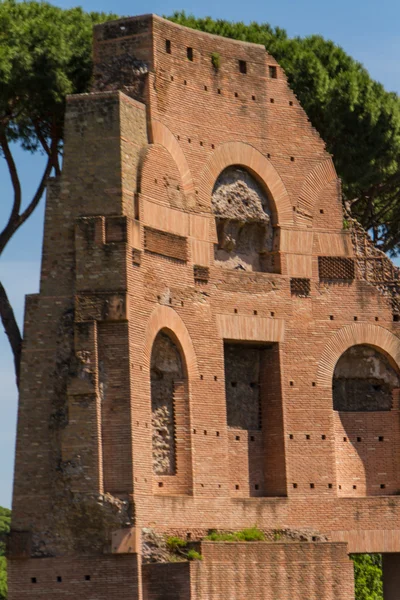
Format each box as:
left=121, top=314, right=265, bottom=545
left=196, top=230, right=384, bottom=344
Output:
left=151, top=330, right=184, bottom=476
left=333, top=344, right=400, bottom=412
left=332, top=343, right=400, bottom=498
left=198, top=141, right=293, bottom=227
left=211, top=165, right=276, bottom=272
left=144, top=307, right=196, bottom=495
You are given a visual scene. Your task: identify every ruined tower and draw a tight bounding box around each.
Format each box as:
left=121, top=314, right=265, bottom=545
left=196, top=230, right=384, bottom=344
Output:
left=7, top=14, right=400, bottom=599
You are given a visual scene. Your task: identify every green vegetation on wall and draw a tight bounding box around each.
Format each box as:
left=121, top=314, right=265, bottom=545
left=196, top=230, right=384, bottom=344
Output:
left=168, top=11, right=400, bottom=256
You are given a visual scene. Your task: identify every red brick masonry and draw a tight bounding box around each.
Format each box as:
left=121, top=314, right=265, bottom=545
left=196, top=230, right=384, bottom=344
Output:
left=8, top=13, right=400, bottom=599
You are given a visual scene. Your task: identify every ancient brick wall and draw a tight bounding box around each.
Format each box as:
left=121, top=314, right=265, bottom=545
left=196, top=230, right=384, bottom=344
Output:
left=192, top=542, right=355, bottom=600
left=8, top=555, right=141, bottom=600
left=142, top=562, right=191, bottom=600
left=9, top=12, right=400, bottom=600
left=142, top=542, right=355, bottom=600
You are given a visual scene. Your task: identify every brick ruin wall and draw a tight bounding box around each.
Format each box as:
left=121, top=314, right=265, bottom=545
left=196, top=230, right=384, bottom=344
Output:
left=7, top=12, right=400, bottom=600
left=8, top=542, right=355, bottom=600
left=143, top=542, right=355, bottom=600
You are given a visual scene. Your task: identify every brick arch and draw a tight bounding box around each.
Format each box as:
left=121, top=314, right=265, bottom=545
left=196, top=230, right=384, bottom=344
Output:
left=143, top=305, right=199, bottom=381
left=198, top=142, right=293, bottom=227
left=317, top=324, right=400, bottom=388
left=296, top=158, right=338, bottom=226
left=148, top=120, right=195, bottom=194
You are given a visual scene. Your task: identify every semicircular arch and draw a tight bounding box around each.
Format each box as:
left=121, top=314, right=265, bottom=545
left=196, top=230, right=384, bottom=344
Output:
left=317, top=323, right=400, bottom=388
left=143, top=305, right=198, bottom=381
left=149, top=120, right=195, bottom=195
left=297, top=158, right=337, bottom=226
left=198, top=142, right=293, bottom=227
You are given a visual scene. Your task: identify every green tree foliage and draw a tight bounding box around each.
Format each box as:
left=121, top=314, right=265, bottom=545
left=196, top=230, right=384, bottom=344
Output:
left=0, top=507, right=10, bottom=554
left=0, top=0, right=117, bottom=384
left=0, top=507, right=10, bottom=600
left=351, top=554, right=383, bottom=600
left=0, top=558, right=6, bottom=600
left=168, top=12, right=400, bottom=255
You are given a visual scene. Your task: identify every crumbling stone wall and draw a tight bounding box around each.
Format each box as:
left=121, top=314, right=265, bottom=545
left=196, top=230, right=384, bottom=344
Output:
left=224, top=344, right=262, bottom=429
left=212, top=167, right=273, bottom=272
left=349, top=216, right=400, bottom=313
left=333, top=345, right=400, bottom=411
left=92, top=56, right=149, bottom=102
left=151, top=332, right=183, bottom=475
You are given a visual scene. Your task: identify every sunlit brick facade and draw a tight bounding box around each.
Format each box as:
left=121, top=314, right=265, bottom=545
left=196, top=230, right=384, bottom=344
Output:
left=8, top=14, right=400, bottom=599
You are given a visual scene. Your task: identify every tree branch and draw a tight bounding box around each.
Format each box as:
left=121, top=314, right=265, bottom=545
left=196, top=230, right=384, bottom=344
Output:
left=0, top=127, right=22, bottom=223
left=18, top=154, right=53, bottom=232
left=0, top=281, right=21, bottom=387
left=0, top=153, right=53, bottom=256
left=33, top=119, right=51, bottom=157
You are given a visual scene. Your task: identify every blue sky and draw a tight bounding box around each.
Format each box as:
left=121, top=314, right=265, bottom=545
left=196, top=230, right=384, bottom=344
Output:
left=1, top=0, right=400, bottom=508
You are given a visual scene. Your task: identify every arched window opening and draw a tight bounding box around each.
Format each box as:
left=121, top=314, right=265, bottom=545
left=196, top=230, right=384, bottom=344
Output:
left=333, top=345, right=399, bottom=412
left=212, top=166, right=275, bottom=272
left=150, top=331, right=184, bottom=476
left=332, top=344, right=400, bottom=497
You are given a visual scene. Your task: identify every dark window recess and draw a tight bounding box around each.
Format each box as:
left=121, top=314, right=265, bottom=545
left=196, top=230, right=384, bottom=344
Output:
left=57, top=577, right=62, bottom=583
left=132, top=249, right=142, bottom=266
left=194, top=265, right=209, bottom=283
left=318, top=256, right=355, bottom=281
left=224, top=344, right=262, bottom=430
left=166, top=39, right=171, bottom=54
left=291, top=278, right=311, bottom=297
left=239, top=60, right=247, bottom=74
left=31, top=578, right=37, bottom=584
left=85, top=575, right=91, bottom=581
left=269, top=65, right=277, bottom=78
left=187, top=47, right=193, bottom=61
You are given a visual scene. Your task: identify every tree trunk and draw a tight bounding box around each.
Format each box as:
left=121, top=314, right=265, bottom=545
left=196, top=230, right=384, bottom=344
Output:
left=0, top=281, right=22, bottom=387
